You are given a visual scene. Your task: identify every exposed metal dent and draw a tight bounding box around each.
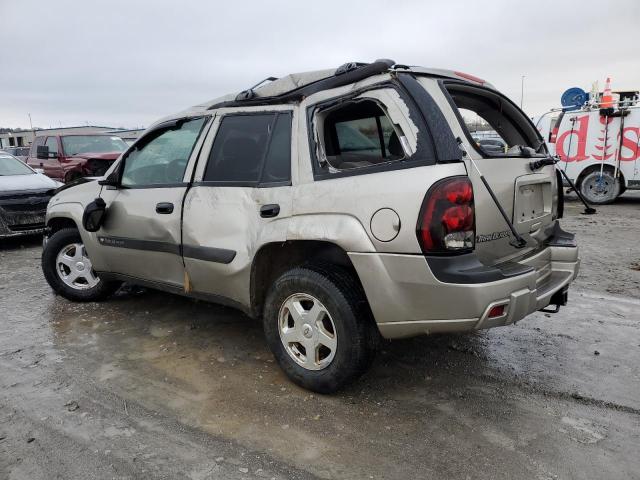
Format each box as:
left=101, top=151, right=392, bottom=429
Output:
left=286, top=213, right=375, bottom=253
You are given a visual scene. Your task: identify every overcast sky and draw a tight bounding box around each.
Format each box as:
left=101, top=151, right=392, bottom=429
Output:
left=1, top=0, right=638, bottom=129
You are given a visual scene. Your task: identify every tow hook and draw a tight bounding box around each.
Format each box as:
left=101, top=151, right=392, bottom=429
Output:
left=539, top=287, right=568, bottom=314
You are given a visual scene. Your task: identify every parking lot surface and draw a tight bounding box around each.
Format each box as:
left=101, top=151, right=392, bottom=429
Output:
left=1, top=194, right=639, bottom=480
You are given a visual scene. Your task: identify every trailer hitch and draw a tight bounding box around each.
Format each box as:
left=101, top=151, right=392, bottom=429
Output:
left=539, top=287, right=569, bottom=314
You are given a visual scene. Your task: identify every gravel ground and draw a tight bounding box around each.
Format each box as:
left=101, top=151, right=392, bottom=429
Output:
left=562, top=191, right=640, bottom=298
left=0, top=193, right=638, bottom=480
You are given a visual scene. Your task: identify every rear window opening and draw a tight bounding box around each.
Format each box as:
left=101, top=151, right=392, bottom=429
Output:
left=444, top=83, right=543, bottom=157
left=315, top=99, right=406, bottom=171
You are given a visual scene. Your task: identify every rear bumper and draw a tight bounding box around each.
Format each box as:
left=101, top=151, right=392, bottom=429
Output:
left=349, top=244, right=579, bottom=339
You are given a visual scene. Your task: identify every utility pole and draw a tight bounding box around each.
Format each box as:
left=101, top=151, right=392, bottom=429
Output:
left=28, top=113, right=33, bottom=130
left=520, top=75, right=525, bottom=110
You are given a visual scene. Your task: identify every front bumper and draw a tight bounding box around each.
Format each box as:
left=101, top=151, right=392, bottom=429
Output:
left=0, top=195, right=49, bottom=238
left=348, top=244, right=579, bottom=339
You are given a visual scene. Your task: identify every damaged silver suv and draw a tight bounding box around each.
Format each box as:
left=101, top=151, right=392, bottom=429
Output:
left=42, top=60, right=579, bottom=393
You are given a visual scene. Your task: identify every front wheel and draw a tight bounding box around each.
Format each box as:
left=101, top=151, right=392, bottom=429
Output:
left=42, top=228, right=120, bottom=301
left=579, top=170, right=621, bottom=205
left=263, top=264, right=377, bottom=393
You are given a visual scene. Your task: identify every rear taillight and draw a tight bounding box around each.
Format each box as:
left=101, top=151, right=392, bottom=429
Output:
left=417, top=176, right=475, bottom=254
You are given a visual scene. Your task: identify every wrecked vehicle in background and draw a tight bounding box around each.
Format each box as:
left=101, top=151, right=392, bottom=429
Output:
left=41, top=59, right=579, bottom=393
left=0, top=152, right=61, bottom=238
left=26, top=133, right=128, bottom=183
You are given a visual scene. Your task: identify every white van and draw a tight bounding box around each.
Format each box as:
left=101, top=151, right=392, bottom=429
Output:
left=535, top=92, right=640, bottom=204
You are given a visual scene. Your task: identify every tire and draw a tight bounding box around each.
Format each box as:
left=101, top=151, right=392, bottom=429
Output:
left=579, top=170, right=621, bottom=205
left=263, top=264, right=378, bottom=393
left=42, top=228, right=120, bottom=302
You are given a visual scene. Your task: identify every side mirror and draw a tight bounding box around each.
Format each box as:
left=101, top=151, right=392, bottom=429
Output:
left=98, top=171, right=120, bottom=187
left=82, top=198, right=107, bottom=232
left=36, top=145, right=49, bottom=160
left=34, top=168, right=45, bottom=174
left=98, top=161, right=122, bottom=187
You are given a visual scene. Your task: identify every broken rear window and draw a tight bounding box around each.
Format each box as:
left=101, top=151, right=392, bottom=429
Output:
left=444, top=82, right=542, bottom=157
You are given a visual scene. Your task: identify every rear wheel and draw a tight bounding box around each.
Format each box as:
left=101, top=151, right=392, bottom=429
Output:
left=42, top=228, right=120, bottom=301
left=579, top=170, right=621, bottom=204
left=263, top=264, right=377, bottom=393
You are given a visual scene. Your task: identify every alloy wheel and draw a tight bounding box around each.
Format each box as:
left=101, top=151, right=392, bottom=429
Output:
left=278, top=293, right=337, bottom=371
left=56, top=242, right=100, bottom=290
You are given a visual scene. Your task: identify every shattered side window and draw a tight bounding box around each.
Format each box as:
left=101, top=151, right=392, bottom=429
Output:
left=317, top=99, right=405, bottom=171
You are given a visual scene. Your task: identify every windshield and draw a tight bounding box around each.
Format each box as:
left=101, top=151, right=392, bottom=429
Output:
left=61, top=135, right=127, bottom=156
left=0, top=154, right=34, bottom=176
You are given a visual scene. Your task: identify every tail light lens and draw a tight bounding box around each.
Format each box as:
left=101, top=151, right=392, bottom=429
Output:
left=417, top=176, right=475, bottom=254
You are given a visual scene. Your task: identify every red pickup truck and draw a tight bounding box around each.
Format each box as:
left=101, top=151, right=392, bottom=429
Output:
left=27, top=134, right=128, bottom=182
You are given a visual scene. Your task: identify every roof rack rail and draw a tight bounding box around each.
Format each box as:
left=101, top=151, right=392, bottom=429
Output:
left=235, top=76, right=278, bottom=101
left=335, top=62, right=367, bottom=75
left=211, top=58, right=396, bottom=110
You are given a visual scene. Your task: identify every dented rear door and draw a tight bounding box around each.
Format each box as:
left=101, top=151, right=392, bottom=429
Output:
left=183, top=108, right=294, bottom=307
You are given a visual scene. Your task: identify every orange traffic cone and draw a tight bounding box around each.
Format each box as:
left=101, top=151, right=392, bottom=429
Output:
left=601, top=77, right=613, bottom=108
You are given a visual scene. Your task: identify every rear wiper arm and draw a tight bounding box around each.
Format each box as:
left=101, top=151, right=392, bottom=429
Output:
left=534, top=139, right=546, bottom=153
left=529, top=157, right=558, bottom=171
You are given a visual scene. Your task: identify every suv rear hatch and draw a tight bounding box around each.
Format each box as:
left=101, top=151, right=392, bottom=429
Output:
left=434, top=79, right=559, bottom=269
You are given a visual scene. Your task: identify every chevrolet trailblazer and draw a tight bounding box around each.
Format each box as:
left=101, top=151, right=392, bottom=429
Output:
left=41, top=60, right=579, bottom=392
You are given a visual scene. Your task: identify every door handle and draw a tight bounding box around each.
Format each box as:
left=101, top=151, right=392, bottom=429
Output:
left=156, top=202, right=174, bottom=214
left=260, top=204, right=280, bottom=218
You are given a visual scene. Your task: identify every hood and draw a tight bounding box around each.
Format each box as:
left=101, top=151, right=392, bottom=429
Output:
left=0, top=173, right=60, bottom=194
left=53, top=176, right=99, bottom=195
left=68, top=152, right=121, bottom=161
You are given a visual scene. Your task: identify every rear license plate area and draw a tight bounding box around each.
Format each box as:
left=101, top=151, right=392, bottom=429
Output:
left=516, top=183, right=546, bottom=223
left=513, top=175, right=552, bottom=234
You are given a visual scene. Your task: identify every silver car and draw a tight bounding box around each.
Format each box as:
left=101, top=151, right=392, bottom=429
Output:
left=41, top=60, right=579, bottom=392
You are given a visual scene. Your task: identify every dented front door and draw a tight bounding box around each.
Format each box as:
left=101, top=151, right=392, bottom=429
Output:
left=97, top=116, right=209, bottom=286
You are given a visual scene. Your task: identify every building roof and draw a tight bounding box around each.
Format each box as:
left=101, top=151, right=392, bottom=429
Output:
left=33, top=125, right=118, bottom=132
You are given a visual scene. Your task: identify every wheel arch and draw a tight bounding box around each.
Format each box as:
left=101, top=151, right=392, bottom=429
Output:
left=250, top=240, right=365, bottom=318
left=47, top=215, right=79, bottom=234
